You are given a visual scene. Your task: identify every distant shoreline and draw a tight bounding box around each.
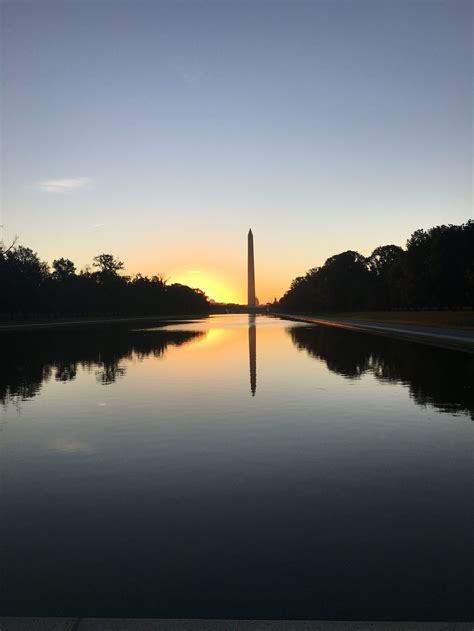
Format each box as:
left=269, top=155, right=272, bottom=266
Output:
left=3, top=312, right=474, bottom=354
left=273, top=313, right=474, bottom=354
left=0, top=314, right=209, bottom=331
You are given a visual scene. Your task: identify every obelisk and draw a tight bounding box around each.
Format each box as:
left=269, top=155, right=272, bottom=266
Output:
left=247, top=229, right=256, bottom=308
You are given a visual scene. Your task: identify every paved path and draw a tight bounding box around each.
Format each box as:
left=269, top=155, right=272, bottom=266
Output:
left=0, top=619, right=471, bottom=630
left=276, top=314, right=474, bottom=353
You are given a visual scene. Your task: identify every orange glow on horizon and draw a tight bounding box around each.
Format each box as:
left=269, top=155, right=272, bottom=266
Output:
left=131, top=242, right=294, bottom=305
left=169, top=268, right=243, bottom=304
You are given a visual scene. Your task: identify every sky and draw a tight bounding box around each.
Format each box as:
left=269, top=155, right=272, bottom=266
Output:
left=1, top=0, right=472, bottom=304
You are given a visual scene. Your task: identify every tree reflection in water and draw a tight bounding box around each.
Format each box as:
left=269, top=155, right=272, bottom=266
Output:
left=289, top=325, right=474, bottom=419
left=0, top=325, right=204, bottom=404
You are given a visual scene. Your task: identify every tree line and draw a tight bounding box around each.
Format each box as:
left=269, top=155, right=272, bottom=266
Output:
left=0, top=245, right=210, bottom=319
left=278, top=221, right=474, bottom=312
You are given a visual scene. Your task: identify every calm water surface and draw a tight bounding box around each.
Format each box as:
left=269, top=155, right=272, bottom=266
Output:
left=1, top=315, right=473, bottom=620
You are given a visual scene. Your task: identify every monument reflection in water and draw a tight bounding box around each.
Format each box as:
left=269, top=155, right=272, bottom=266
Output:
left=249, top=315, right=257, bottom=396
left=1, top=315, right=473, bottom=622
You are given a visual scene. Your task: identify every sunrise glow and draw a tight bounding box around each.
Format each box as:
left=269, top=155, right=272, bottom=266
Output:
left=170, top=268, right=242, bottom=304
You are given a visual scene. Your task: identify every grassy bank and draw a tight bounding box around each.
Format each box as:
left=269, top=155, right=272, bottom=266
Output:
left=321, top=311, right=474, bottom=329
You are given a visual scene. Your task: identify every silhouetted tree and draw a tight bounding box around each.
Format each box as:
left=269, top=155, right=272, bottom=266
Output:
left=279, top=221, right=474, bottom=313
left=0, top=246, right=210, bottom=319
left=52, top=258, right=76, bottom=280
left=279, top=251, right=371, bottom=312
left=318, top=250, right=371, bottom=311
left=92, top=253, right=125, bottom=277
left=0, top=246, right=49, bottom=316
left=367, top=245, right=403, bottom=309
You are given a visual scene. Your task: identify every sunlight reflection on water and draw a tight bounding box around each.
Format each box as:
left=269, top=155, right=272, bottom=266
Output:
left=1, top=315, right=473, bottom=620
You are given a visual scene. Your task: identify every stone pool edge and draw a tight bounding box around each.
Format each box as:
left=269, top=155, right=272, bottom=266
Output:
left=0, top=314, right=210, bottom=332
left=273, top=313, right=474, bottom=354
left=0, top=618, right=471, bottom=630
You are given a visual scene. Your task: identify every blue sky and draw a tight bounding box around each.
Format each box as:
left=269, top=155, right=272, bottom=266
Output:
left=1, top=0, right=472, bottom=302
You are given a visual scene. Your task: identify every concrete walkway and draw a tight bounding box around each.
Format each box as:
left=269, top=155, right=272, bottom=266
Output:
left=276, top=314, right=474, bottom=353
left=0, top=619, right=471, bottom=631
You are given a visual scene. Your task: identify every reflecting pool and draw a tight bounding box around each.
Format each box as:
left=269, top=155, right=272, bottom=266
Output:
left=1, top=315, right=473, bottom=620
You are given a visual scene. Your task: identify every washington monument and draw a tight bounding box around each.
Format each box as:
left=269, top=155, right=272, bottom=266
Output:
left=247, top=229, right=256, bottom=307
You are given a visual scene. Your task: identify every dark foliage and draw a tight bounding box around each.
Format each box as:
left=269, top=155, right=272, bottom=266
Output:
left=0, top=246, right=210, bottom=318
left=0, top=324, right=203, bottom=403
left=279, top=221, right=474, bottom=312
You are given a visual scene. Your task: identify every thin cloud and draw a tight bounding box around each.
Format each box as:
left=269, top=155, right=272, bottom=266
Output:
left=36, top=177, right=92, bottom=193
